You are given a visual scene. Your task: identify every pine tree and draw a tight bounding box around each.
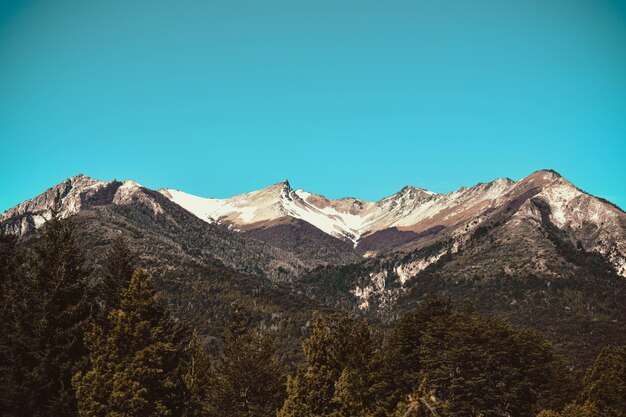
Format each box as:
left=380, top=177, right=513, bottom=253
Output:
left=578, top=345, right=625, bottom=417
left=73, top=268, right=186, bottom=417
left=0, top=233, right=30, bottom=416
left=71, top=321, right=114, bottom=417
left=183, top=331, right=212, bottom=417
left=418, top=310, right=560, bottom=417
left=536, top=344, right=625, bottom=417
left=381, top=295, right=453, bottom=407
left=278, top=313, right=385, bottom=417
left=0, top=215, right=93, bottom=417
left=101, top=236, right=136, bottom=311
left=208, top=311, right=286, bottom=417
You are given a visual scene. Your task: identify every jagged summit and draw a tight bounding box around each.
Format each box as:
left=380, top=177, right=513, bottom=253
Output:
left=396, top=185, right=436, bottom=196
left=260, top=179, right=292, bottom=193
left=0, top=175, right=149, bottom=235
left=536, top=168, right=563, bottom=177
left=64, top=172, right=94, bottom=180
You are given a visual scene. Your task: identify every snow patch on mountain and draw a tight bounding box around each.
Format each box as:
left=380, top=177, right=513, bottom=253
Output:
left=163, top=183, right=378, bottom=245
left=288, top=189, right=375, bottom=245
left=162, top=178, right=521, bottom=247
left=281, top=190, right=357, bottom=242
left=5, top=171, right=624, bottom=279
left=164, top=189, right=259, bottom=223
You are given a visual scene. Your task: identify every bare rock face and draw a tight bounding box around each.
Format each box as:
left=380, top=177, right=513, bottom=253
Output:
left=345, top=171, right=626, bottom=317
left=2, top=175, right=113, bottom=235
left=0, top=175, right=165, bottom=236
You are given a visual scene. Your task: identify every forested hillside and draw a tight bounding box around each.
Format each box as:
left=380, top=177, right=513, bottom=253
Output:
left=1, top=216, right=624, bottom=417
left=2, top=172, right=625, bottom=370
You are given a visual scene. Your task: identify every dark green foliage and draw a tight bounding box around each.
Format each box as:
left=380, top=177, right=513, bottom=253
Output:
left=154, top=264, right=320, bottom=368
left=0, top=215, right=93, bottom=417
left=0, top=233, right=27, bottom=415
left=381, top=297, right=571, bottom=417
left=536, top=345, right=625, bottom=417
left=207, top=310, right=286, bottom=417
left=0, top=234, right=21, bottom=328
left=73, top=268, right=186, bottom=417
left=65, top=205, right=323, bottom=367
left=1, top=208, right=624, bottom=417
left=278, top=313, right=386, bottom=417
left=537, top=402, right=602, bottom=417
left=419, top=311, right=561, bottom=417
left=182, top=331, right=212, bottom=417
left=101, top=236, right=136, bottom=311
left=577, top=345, right=625, bottom=417
left=558, top=402, right=602, bottom=417
left=381, top=295, right=453, bottom=407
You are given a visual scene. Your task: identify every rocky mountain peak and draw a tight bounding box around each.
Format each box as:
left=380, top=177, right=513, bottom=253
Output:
left=0, top=175, right=154, bottom=235
left=398, top=185, right=435, bottom=196
left=256, top=179, right=293, bottom=197
left=522, top=169, right=565, bottom=186
left=3, top=170, right=624, bottom=278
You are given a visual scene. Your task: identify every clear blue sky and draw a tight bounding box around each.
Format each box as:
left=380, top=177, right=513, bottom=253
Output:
left=1, top=0, right=625, bottom=211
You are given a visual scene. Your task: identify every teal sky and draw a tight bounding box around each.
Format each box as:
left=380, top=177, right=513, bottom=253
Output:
left=1, top=0, right=625, bottom=211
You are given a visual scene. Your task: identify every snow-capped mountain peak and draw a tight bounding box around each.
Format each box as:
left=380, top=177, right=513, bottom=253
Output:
left=157, top=170, right=625, bottom=277
left=2, top=170, right=624, bottom=277
left=160, top=181, right=373, bottom=243
left=159, top=176, right=520, bottom=246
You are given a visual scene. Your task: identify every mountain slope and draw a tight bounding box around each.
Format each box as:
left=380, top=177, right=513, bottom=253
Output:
left=0, top=174, right=310, bottom=280
left=1, top=170, right=625, bottom=365
left=295, top=172, right=626, bottom=365
left=3, top=170, right=624, bottom=280
left=0, top=175, right=329, bottom=364
left=159, top=181, right=362, bottom=265
left=158, top=170, right=625, bottom=278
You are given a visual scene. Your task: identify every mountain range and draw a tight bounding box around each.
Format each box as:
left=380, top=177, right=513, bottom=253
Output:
left=1, top=169, right=625, bottom=365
